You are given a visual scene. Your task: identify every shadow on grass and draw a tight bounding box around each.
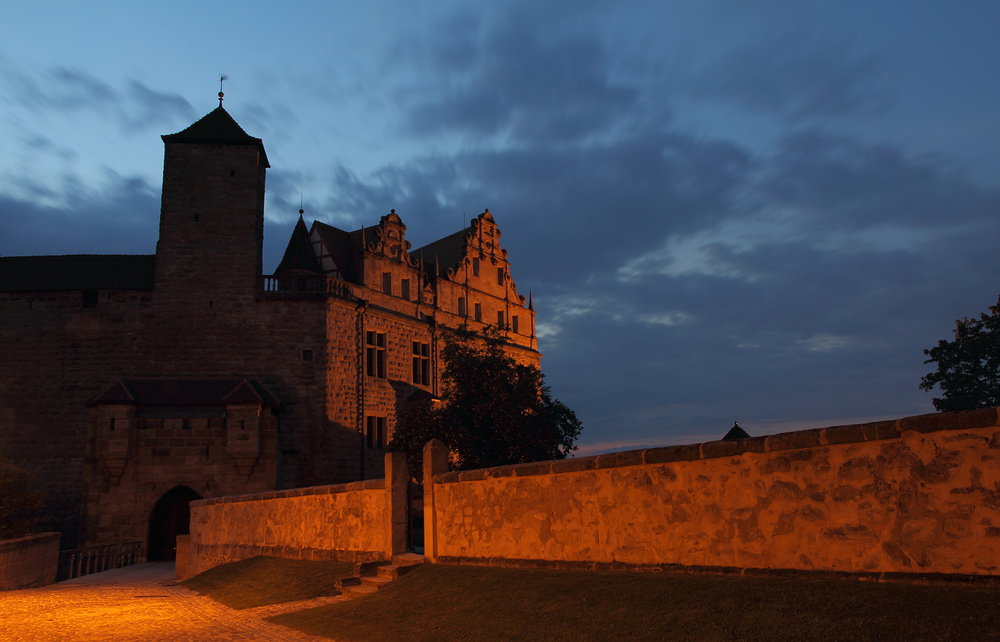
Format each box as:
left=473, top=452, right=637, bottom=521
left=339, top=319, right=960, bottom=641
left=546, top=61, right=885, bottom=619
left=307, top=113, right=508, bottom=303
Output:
left=180, top=556, right=356, bottom=610
left=270, top=564, right=1000, bottom=641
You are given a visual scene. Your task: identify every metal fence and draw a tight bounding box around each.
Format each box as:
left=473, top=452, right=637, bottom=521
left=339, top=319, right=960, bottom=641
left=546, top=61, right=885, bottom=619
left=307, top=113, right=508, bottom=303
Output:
left=57, top=541, right=142, bottom=581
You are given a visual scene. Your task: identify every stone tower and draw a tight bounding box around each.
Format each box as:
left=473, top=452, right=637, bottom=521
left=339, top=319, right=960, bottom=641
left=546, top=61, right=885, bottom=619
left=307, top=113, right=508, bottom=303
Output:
left=154, top=106, right=269, bottom=303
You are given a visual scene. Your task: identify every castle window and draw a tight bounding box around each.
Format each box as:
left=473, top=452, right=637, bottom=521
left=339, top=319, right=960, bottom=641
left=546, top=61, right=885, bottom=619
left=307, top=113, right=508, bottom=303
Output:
left=302, top=349, right=313, bottom=362
left=400, top=279, right=410, bottom=301
left=474, top=302, right=482, bottom=322
left=182, top=419, right=191, bottom=430
left=109, top=418, right=115, bottom=431
left=366, top=416, right=386, bottom=449
left=497, top=267, right=504, bottom=286
left=412, top=341, right=430, bottom=386
left=497, top=311, right=504, bottom=327
left=458, top=297, right=466, bottom=317
left=366, top=331, right=387, bottom=378
left=82, top=290, right=98, bottom=308
left=512, top=315, right=519, bottom=334
left=382, top=272, right=392, bottom=295
left=472, top=258, right=480, bottom=277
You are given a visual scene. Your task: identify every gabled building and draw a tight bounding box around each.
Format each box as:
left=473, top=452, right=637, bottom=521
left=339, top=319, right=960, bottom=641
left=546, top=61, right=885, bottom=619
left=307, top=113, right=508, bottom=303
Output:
left=0, top=105, right=538, bottom=557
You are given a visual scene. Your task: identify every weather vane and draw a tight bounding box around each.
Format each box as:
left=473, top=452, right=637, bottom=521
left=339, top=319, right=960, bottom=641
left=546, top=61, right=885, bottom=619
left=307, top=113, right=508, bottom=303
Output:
left=219, top=74, right=228, bottom=106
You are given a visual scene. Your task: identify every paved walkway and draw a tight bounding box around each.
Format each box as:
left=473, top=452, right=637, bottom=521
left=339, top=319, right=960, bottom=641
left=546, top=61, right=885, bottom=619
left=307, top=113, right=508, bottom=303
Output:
left=0, top=563, right=336, bottom=641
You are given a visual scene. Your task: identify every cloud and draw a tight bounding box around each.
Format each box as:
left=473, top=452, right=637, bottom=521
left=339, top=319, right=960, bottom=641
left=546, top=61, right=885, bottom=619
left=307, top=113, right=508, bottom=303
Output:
left=761, top=130, right=1000, bottom=230
left=685, top=37, right=894, bottom=121
left=0, top=174, right=159, bottom=258
left=399, top=15, right=641, bottom=143
left=2, top=65, right=195, bottom=133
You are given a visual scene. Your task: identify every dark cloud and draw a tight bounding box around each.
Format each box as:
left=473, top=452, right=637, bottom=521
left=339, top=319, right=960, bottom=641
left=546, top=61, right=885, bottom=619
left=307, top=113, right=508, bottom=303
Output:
left=318, top=131, right=756, bottom=287
left=3, top=66, right=194, bottom=134
left=686, top=38, right=894, bottom=120
left=0, top=176, right=159, bottom=258
left=401, top=16, right=639, bottom=143
left=762, top=130, right=1000, bottom=229
left=124, top=81, right=196, bottom=131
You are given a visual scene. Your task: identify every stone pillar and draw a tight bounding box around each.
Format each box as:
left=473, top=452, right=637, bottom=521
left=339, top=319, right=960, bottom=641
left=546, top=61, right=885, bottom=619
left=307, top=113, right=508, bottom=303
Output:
left=422, top=439, right=449, bottom=562
left=384, top=451, right=409, bottom=557
left=174, top=534, right=191, bottom=581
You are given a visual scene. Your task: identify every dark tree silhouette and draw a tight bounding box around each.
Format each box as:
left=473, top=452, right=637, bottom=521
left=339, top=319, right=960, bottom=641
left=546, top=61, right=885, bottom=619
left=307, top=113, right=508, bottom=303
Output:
left=920, top=296, right=1000, bottom=412
left=389, top=328, right=582, bottom=474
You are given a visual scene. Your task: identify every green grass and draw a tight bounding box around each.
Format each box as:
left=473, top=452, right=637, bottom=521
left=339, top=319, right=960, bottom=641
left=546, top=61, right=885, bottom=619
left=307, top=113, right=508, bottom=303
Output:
left=269, top=564, right=1000, bottom=642
left=180, top=556, right=356, bottom=609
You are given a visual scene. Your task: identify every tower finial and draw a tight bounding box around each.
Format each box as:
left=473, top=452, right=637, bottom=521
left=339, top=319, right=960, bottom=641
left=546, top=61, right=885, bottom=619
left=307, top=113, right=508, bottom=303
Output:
left=299, top=192, right=304, bottom=217
left=219, top=74, right=228, bottom=107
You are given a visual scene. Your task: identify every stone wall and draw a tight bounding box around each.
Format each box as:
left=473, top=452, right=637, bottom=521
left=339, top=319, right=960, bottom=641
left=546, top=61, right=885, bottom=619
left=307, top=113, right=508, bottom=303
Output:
left=0, top=533, right=60, bottom=590
left=424, top=408, right=1000, bottom=576
left=180, top=452, right=408, bottom=580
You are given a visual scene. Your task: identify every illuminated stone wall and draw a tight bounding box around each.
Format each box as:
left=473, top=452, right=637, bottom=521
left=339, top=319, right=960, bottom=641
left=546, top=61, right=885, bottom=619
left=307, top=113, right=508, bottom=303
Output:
left=425, top=408, right=1000, bottom=576
left=0, top=533, right=60, bottom=590
left=181, top=452, right=408, bottom=579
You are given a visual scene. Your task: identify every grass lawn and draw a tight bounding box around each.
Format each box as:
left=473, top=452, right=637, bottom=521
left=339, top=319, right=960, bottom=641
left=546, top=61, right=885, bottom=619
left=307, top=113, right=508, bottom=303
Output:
left=180, top=556, right=357, bottom=609
left=269, top=563, right=1000, bottom=641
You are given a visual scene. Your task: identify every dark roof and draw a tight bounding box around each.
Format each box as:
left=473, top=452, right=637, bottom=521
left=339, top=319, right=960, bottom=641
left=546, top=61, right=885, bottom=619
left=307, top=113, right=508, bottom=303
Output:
left=413, top=226, right=471, bottom=276
left=722, top=422, right=751, bottom=441
left=161, top=107, right=270, bottom=168
left=90, top=378, right=281, bottom=407
left=275, top=216, right=322, bottom=274
left=311, top=221, right=360, bottom=284
left=0, top=255, right=155, bottom=292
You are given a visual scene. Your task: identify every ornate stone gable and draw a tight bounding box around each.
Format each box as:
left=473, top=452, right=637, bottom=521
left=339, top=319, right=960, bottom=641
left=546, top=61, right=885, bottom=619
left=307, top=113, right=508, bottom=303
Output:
left=365, top=210, right=419, bottom=268
left=444, top=210, right=527, bottom=307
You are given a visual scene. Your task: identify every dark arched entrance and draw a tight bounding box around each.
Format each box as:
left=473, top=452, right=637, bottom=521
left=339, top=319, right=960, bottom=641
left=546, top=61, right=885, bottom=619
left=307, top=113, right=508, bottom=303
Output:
left=147, top=485, right=202, bottom=561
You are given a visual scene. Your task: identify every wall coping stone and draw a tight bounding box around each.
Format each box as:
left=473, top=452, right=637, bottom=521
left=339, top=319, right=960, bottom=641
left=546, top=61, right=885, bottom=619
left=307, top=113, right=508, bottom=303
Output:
left=0, top=532, right=60, bottom=555
left=432, top=407, right=1000, bottom=484
left=192, top=479, right=385, bottom=507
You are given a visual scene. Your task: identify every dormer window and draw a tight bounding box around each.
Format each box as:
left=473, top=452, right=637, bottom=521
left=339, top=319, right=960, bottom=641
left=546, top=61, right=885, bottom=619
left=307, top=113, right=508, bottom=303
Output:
left=472, top=257, right=480, bottom=277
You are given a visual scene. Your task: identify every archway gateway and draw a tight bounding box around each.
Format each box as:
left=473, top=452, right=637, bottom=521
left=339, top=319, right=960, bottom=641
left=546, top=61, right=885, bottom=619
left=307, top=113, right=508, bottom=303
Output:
left=147, top=486, right=202, bottom=561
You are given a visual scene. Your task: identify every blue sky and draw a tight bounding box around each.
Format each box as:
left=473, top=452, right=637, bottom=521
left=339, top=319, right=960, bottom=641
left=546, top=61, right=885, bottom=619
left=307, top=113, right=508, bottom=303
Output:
left=2, top=1, right=999, bottom=454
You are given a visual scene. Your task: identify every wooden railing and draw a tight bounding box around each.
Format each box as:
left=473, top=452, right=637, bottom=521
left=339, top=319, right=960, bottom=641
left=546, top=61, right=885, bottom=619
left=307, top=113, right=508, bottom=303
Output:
left=260, top=275, right=353, bottom=300
left=57, top=541, right=142, bottom=581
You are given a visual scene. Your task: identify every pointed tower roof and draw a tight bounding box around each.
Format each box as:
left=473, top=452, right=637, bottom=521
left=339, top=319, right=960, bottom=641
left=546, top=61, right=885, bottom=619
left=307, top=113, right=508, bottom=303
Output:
left=162, top=106, right=269, bottom=167
left=722, top=422, right=751, bottom=441
left=275, top=214, right=322, bottom=274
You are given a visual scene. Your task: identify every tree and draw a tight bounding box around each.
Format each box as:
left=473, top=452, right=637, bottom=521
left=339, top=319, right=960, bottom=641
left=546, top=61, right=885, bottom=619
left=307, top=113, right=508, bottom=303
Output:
left=920, top=296, right=1000, bottom=412
left=388, top=328, right=582, bottom=474
left=0, top=457, right=44, bottom=540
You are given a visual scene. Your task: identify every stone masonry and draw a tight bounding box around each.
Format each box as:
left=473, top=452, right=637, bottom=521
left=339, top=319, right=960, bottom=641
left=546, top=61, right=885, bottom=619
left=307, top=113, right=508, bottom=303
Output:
left=0, top=104, right=539, bottom=556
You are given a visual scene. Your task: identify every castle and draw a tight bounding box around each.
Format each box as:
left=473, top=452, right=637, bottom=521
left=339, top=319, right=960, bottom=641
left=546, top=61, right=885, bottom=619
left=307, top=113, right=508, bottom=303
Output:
left=0, top=105, right=538, bottom=557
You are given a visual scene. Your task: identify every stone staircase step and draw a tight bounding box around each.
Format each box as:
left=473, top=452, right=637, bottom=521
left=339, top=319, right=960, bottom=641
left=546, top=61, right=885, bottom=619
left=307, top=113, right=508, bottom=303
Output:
left=345, top=584, right=378, bottom=597
left=392, top=553, right=425, bottom=566
left=338, top=554, right=426, bottom=600
left=361, top=574, right=393, bottom=588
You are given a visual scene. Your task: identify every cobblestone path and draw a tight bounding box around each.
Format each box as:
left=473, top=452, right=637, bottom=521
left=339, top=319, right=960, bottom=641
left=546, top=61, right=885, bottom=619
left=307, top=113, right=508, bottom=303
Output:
left=0, top=562, right=335, bottom=641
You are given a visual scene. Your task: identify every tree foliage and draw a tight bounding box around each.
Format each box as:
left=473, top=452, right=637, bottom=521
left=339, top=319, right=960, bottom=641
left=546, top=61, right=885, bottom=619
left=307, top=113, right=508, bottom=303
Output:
left=0, top=458, right=44, bottom=540
left=388, top=329, right=582, bottom=474
left=920, top=296, right=1000, bottom=412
